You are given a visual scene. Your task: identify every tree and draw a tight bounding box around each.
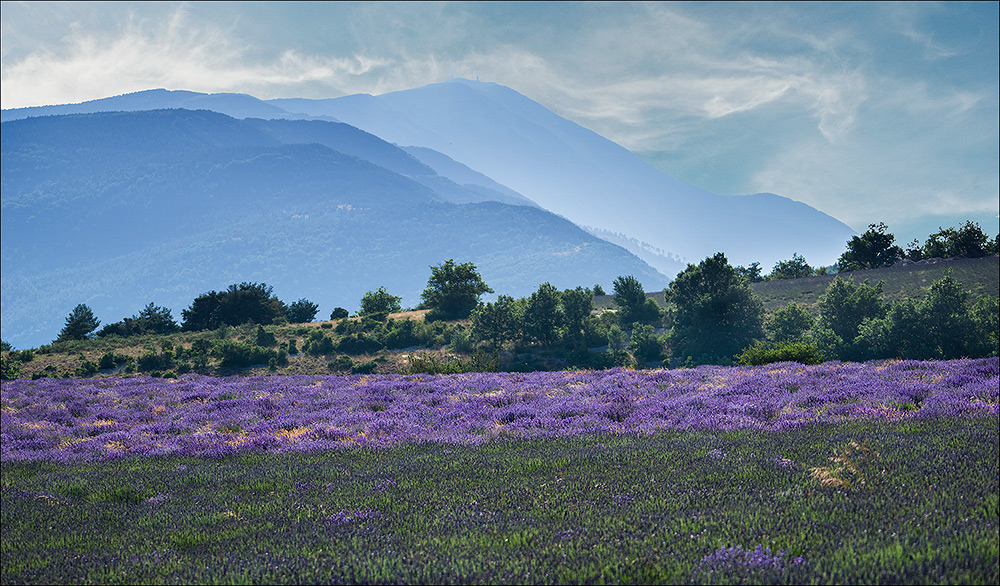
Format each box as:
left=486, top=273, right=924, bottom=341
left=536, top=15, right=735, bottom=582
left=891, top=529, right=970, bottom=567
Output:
left=57, top=304, right=101, bottom=342
left=330, top=307, right=349, bottom=320
left=629, top=323, right=664, bottom=364
left=735, top=262, right=764, bottom=283
left=838, top=223, right=903, bottom=271
left=561, top=287, right=594, bottom=345
left=471, top=295, right=523, bottom=349
left=922, top=221, right=992, bottom=259
left=523, top=283, right=563, bottom=346
left=360, top=286, right=401, bottom=320
left=181, top=283, right=287, bottom=331
left=287, top=298, right=320, bottom=323
left=668, top=253, right=765, bottom=365
left=613, top=275, right=662, bottom=325
left=135, top=302, right=179, bottom=334
left=421, top=259, right=493, bottom=321
left=814, top=277, right=886, bottom=360
left=768, top=253, right=814, bottom=280
left=767, top=303, right=814, bottom=343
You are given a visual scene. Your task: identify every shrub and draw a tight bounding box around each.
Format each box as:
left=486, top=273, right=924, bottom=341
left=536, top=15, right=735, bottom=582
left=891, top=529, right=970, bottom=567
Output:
left=735, top=341, right=823, bottom=366
left=286, top=298, right=319, bottom=323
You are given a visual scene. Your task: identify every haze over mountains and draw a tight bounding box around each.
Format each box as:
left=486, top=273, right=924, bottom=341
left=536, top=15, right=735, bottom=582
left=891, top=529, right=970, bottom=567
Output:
left=2, top=79, right=856, bottom=348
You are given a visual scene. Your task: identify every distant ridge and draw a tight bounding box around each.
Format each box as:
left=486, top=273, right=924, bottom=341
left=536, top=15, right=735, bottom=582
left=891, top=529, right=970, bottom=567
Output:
left=1, top=109, right=667, bottom=349
left=3, top=80, right=857, bottom=269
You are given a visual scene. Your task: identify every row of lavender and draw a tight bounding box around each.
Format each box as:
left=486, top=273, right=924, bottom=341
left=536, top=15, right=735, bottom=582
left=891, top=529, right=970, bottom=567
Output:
left=2, top=358, right=997, bottom=462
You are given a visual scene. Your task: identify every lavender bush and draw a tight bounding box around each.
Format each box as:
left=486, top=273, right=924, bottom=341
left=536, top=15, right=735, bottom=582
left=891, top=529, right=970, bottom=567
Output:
left=3, top=358, right=996, bottom=462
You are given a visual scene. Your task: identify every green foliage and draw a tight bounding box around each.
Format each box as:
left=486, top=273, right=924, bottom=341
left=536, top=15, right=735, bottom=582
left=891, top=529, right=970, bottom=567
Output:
left=359, top=286, right=401, bottom=321
left=838, top=222, right=903, bottom=272
left=1, top=353, right=22, bottom=380
left=768, top=253, right=814, bottom=280
left=74, top=355, right=99, bottom=378
left=254, top=325, right=277, bottom=348
left=405, top=350, right=499, bottom=374
left=56, top=304, right=101, bottom=342
left=815, top=277, right=886, bottom=361
left=330, top=307, right=349, bottom=320
left=592, top=283, right=605, bottom=296
left=735, top=262, right=764, bottom=283
left=421, top=259, right=493, bottom=321
left=182, top=283, right=287, bottom=331
left=613, top=275, right=662, bottom=325
left=628, top=324, right=664, bottom=364
left=854, top=275, right=997, bottom=361
left=735, top=341, right=823, bottom=366
left=350, top=360, right=379, bottom=374
left=212, top=340, right=276, bottom=369
left=303, top=330, right=336, bottom=356
left=766, top=303, right=814, bottom=343
left=522, top=283, right=563, bottom=346
left=286, top=298, right=319, bottom=324
left=922, top=221, right=993, bottom=259
left=471, top=295, right=523, bottom=350
left=560, top=287, right=594, bottom=346
left=669, top=253, right=766, bottom=365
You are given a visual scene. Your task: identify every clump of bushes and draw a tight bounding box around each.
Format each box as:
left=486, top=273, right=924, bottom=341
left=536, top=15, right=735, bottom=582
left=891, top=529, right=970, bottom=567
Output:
left=735, top=341, right=823, bottom=366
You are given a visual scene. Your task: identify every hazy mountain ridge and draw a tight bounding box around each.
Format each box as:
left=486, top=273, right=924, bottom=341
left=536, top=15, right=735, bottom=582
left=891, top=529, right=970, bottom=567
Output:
left=267, top=79, right=857, bottom=267
left=1, top=109, right=667, bottom=348
left=3, top=81, right=856, bottom=270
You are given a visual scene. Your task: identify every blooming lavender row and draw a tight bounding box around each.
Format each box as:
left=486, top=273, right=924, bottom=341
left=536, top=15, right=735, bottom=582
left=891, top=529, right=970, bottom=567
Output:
left=2, top=358, right=996, bottom=462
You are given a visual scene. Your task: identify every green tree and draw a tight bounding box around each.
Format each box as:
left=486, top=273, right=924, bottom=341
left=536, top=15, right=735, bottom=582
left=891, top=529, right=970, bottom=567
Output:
left=628, top=323, right=664, bottom=364
left=838, top=223, right=903, bottom=271
left=768, top=253, right=814, bottom=280
left=421, top=259, right=493, bottom=321
left=471, top=295, right=523, bottom=349
left=767, top=303, right=814, bottom=343
left=856, top=276, right=993, bottom=360
left=735, top=262, right=764, bottom=283
left=561, top=287, right=594, bottom=345
left=922, top=221, right=993, bottom=259
left=330, top=307, right=349, bottom=320
left=668, top=253, right=765, bottom=365
left=182, top=283, right=286, bottom=331
left=56, top=304, right=101, bottom=342
left=523, top=283, right=563, bottom=346
left=135, top=302, right=179, bottom=334
left=287, top=298, right=319, bottom=323
left=613, top=275, right=662, bottom=325
left=814, top=277, right=886, bottom=360
left=359, top=286, right=401, bottom=320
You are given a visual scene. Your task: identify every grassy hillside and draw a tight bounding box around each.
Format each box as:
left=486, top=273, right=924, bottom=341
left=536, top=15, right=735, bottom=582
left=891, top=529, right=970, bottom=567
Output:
left=593, top=256, right=999, bottom=314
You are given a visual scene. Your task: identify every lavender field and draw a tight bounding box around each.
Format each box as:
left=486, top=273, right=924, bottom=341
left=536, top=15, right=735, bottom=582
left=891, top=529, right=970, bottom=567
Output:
left=3, top=359, right=998, bottom=584
left=3, top=358, right=997, bottom=463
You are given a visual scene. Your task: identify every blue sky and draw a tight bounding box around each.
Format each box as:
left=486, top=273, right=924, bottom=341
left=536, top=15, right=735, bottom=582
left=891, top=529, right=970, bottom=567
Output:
left=2, top=1, right=997, bottom=245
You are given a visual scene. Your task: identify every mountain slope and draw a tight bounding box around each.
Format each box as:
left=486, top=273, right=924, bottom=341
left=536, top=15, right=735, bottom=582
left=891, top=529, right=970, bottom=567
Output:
left=1, top=109, right=667, bottom=349
left=271, top=78, right=857, bottom=268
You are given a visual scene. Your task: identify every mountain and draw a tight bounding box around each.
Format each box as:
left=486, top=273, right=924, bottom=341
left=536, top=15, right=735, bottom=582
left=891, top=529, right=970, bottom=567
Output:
left=1, top=109, right=667, bottom=349
left=0, top=88, right=307, bottom=123
left=268, top=79, right=857, bottom=268
left=4, top=82, right=857, bottom=269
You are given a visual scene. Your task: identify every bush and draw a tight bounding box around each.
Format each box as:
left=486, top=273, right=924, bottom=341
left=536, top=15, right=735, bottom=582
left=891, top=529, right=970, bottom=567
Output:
left=286, top=298, right=319, bottom=323
left=735, top=341, right=823, bottom=366
left=212, top=341, right=275, bottom=369
left=255, top=325, right=277, bottom=347
left=330, top=307, right=349, bottom=320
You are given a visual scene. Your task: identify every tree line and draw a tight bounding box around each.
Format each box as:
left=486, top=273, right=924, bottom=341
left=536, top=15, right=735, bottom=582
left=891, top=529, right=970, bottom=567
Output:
left=738, top=220, right=998, bottom=282
left=2, top=220, right=996, bottom=379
